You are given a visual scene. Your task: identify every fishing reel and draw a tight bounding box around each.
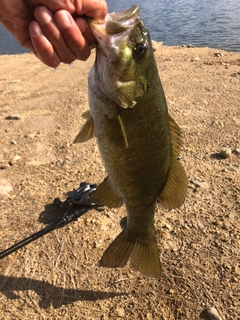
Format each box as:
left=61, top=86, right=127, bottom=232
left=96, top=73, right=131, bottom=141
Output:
left=53, top=182, right=98, bottom=208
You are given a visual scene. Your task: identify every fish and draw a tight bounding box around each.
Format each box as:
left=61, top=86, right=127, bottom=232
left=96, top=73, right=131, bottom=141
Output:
left=74, top=5, right=188, bottom=278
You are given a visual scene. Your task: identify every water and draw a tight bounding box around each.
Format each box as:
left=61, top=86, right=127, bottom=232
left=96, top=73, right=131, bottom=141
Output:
left=0, top=24, right=29, bottom=55
left=0, top=0, right=240, bottom=55
left=107, top=0, right=240, bottom=52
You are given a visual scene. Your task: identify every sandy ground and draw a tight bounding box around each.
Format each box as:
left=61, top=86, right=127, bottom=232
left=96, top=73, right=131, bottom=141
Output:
left=0, top=45, right=239, bottom=320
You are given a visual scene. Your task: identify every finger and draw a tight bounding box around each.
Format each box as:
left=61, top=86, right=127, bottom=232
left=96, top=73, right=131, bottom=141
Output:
left=77, top=0, right=108, bottom=22
left=54, top=11, right=92, bottom=60
left=29, top=21, right=60, bottom=67
left=74, top=16, right=97, bottom=48
left=25, top=0, right=108, bottom=21
left=34, top=6, right=76, bottom=64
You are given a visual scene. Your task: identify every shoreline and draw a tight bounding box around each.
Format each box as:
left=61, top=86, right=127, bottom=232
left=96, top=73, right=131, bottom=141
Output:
left=0, top=43, right=240, bottom=58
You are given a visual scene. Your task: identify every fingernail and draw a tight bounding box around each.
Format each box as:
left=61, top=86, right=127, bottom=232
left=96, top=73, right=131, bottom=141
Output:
left=36, top=6, right=52, bottom=23
left=55, top=11, right=72, bottom=28
left=31, top=23, right=43, bottom=37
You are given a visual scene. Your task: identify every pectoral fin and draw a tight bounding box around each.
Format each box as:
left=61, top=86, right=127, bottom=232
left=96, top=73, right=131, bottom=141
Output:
left=117, top=115, right=129, bottom=149
left=108, top=114, right=129, bottom=149
left=90, top=176, right=123, bottom=208
left=73, top=110, right=95, bottom=143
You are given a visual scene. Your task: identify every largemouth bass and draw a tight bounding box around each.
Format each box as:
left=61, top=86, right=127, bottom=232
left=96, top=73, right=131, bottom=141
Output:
left=74, top=5, right=188, bottom=278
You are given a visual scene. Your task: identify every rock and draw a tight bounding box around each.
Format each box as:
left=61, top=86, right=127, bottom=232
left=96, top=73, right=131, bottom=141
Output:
left=220, top=147, right=232, bottom=158
left=115, top=307, right=125, bottom=317
left=224, top=166, right=237, bottom=172
left=235, top=147, right=240, bottom=154
left=0, top=179, right=12, bottom=196
left=197, top=181, right=209, bottom=189
left=200, top=307, right=222, bottom=320
left=163, top=223, right=173, bottom=230
left=214, top=52, right=223, bottom=57
left=187, top=44, right=195, bottom=48
left=166, top=288, right=174, bottom=294
left=190, top=179, right=209, bottom=189
left=5, top=114, right=22, bottom=120
left=9, top=155, right=20, bottom=165
left=11, top=79, right=22, bottom=83
left=0, top=163, right=9, bottom=170
left=93, top=239, right=103, bottom=248
left=230, top=72, right=239, bottom=77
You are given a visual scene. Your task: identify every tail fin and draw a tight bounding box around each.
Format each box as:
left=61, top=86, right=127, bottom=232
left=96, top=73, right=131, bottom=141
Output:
left=99, top=230, right=161, bottom=278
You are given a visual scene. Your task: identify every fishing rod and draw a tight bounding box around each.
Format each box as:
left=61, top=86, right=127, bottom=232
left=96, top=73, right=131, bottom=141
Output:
left=0, top=182, right=99, bottom=260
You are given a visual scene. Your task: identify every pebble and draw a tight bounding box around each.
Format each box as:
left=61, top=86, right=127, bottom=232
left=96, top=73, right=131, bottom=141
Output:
left=163, top=223, right=173, bottom=230
left=0, top=163, right=9, bottom=170
left=115, top=307, right=125, bottom=317
left=93, top=239, right=103, bottom=248
left=166, top=288, right=174, bottom=294
left=220, top=147, right=232, bottom=158
left=214, top=52, right=223, bottom=57
left=11, top=79, right=22, bottom=83
left=190, top=179, right=209, bottom=189
left=230, top=72, right=240, bottom=77
left=0, top=179, right=12, bottom=196
left=200, top=307, right=222, bottom=320
left=197, top=181, right=210, bottom=189
left=5, top=114, right=22, bottom=120
left=235, top=147, right=240, bottom=154
left=9, top=155, right=20, bottom=165
left=224, top=166, right=237, bottom=172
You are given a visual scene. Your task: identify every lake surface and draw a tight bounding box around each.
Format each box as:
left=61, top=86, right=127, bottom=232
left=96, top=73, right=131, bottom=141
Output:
left=0, top=0, right=240, bottom=55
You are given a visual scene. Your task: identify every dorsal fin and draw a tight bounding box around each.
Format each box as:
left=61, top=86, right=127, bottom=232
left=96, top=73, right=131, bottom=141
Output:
left=158, top=115, right=188, bottom=209
left=73, top=110, right=95, bottom=143
left=158, top=157, right=188, bottom=209
left=168, top=114, right=183, bottom=157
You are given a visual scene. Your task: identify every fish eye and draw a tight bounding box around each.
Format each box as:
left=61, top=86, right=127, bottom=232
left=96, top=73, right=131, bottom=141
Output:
left=134, top=43, right=147, bottom=55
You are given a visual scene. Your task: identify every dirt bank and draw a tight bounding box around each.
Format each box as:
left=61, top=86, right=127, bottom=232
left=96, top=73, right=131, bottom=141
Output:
left=0, top=45, right=239, bottom=319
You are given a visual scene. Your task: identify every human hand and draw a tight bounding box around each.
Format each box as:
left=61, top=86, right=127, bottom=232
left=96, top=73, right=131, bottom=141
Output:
left=0, top=0, right=108, bottom=67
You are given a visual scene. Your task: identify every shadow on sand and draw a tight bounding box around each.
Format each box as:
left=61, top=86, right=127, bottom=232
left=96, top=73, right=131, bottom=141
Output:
left=0, top=275, right=125, bottom=309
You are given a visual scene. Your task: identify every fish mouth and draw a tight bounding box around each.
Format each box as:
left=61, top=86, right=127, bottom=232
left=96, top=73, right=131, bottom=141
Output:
left=89, top=5, right=140, bottom=43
